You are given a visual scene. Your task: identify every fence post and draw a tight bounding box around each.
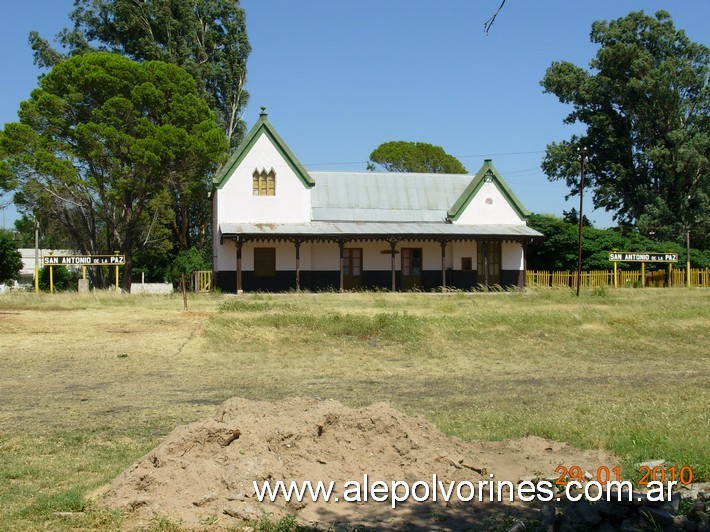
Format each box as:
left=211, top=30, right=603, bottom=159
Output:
left=181, top=273, right=188, bottom=311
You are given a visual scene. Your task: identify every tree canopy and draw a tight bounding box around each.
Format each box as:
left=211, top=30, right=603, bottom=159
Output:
left=0, top=231, right=23, bottom=285
left=29, top=0, right=250, bottom=148
left=367, top=141, right=467, bottom=174
left=526, top=214, right=710, bottom=271
left=0, top=52, right=227, bottom=291
left=541, top=10, right=710, bottom=248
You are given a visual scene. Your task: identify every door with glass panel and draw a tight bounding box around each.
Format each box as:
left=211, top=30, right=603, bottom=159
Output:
left=343, top=248, right=363, bottom=289
left=477, top=241, right=501, bottom=287
left=401, top=248, right=423, bottom=291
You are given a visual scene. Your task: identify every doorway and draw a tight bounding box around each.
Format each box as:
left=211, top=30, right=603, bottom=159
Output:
left=401, top=248, right=423, bottom=290
left=343, top=248, right=362, bottom=289
left=477, top=242, right=501, bottom=287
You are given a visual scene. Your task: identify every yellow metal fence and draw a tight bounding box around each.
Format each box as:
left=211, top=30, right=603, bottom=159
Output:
left=526, top=268, right=710, bottom=288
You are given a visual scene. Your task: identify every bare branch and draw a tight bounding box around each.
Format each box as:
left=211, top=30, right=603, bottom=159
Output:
left=483, top=0, right=506, bottom=35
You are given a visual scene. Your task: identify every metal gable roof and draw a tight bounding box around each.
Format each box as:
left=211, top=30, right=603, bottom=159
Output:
left=309, top=171, right=471, bottom=222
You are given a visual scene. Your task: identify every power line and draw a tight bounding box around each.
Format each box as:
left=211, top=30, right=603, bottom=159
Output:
left=454, top=150, right=546, bottom=159
left=303, top=150, right=546, bottom=168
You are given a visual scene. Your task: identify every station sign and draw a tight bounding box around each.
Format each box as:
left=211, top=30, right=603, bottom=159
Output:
left=608, top=252, right=678, bottom=263
left=43, top=255, right=126, bottom=266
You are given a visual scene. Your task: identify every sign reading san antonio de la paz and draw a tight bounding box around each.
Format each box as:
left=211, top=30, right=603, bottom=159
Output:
left=43, top=255, right=126, bottom=266
left=608, top=252, right=678, bottom=263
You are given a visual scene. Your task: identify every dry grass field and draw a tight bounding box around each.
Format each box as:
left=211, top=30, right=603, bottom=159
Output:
left=0, top=288, right=708, bottom=530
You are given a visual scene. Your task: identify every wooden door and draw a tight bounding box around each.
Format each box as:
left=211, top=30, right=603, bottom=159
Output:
left=401, top=248, right=423, bottom=291
left=343, top=248, right=363, bottom=289
left=477, top=242, right=501, bottom=287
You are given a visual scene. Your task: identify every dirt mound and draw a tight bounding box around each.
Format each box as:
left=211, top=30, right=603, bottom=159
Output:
left=98, top=397, right=619, bottom=530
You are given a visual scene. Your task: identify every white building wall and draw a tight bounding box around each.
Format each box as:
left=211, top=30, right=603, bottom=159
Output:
left=391, top=240, right=440, bottom=271
left=454, top=180, right=526, bottom=225
left=452, top=241, right=478, bottom=270
left=239, top=242, right=297, bottom=270
left=216, top=134, right=311, bottom=224
left=308, top=242, right=340, bottom=270
left=218, top=241, right=316, bottom=271
left=361, top=241, right=392, bottom=270
left=502, top=241, right=524, bottom=270
left=217, top=239, right=235, bottom=272
left=300, top=240, right=488, bottom=271
left=299, top=243, right=313, bottom=270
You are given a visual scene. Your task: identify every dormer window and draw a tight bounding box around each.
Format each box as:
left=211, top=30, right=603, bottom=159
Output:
left=252, top=168, right=276, bottom=196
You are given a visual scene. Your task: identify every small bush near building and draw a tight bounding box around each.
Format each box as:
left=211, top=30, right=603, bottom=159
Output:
left=38, top=265, right=76, bottom=292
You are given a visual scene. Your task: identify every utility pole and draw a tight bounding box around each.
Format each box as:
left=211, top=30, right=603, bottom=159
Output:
left=576, top=147, right=587, bottom=297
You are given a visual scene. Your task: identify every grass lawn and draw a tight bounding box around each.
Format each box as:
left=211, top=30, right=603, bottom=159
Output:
left=0, top=288, right=707, bottom=530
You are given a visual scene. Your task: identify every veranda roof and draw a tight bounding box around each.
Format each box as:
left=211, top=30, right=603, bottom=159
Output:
left=219, top=222, right=542, bottom=241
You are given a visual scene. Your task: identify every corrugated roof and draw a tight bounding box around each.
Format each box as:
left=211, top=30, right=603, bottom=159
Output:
left=220, top=222, right=542, bottom=238
left=309, top=171, right=471, bottom=222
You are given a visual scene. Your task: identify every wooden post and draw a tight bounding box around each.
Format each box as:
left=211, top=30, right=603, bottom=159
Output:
left=641, top=262, right=645, bottom=288
left=294, top=240, right=301, bottom=292
left=613, top=261, right=618, bottom=288
left=338, top=240, right=345, bottom=293
left=668, top=262, right=673, bottom=287
left=483, top=243, right=489, bottom=289
left=440, top=240, right=447, bottom=291
left=181, top=273, right=188, bottom=311
left=390, top=240, right=397, bottom=292
left=236, top=238, right=243, bottom=294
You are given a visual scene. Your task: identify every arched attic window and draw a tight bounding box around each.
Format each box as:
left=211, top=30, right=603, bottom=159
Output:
left=252, top=168, right=276, bottom=196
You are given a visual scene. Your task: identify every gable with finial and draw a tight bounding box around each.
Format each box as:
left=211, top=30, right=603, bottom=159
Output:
left=447, top=159, right=530, bottom=225
left=213, top=108, right=315, bottom=224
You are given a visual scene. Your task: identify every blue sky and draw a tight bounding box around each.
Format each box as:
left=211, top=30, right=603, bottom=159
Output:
left=1, top=0, right=709, bottom=230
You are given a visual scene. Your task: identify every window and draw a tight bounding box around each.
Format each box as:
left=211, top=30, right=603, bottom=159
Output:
left=252, top=168, right=276, bottom=196
left=343, top=248, right=362, bottom=276
left=401, top=248, right=422, bottom=276
left=461, top=257, right=473, bottom=271
left=254, top=248, right=275, bottom=277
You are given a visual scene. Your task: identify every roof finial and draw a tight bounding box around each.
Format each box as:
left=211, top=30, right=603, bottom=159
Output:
left=260, top=106, right=267, bottom=117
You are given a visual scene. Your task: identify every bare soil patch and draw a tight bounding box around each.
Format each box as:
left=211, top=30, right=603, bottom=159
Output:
left=98, top=396, right=619, bottom=530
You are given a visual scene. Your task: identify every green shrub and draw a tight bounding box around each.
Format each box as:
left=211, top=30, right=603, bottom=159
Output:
left=38, top=265, right=76, bottom=292
left=168, top=246, right=211, bottom=287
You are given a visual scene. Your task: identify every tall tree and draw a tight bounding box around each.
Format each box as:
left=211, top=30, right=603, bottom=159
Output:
left=0, top=52, right=227, bottom=291
left=541, top=10, right=710, bottom=248
left=368, top=141, right=467, bottom=174
left=30, top=0, right=250, bottom=148
left=28, top=0, right=250, bottom=253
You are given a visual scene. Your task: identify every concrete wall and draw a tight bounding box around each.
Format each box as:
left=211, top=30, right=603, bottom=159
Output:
left=131, top=283, right=174, bottom=294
